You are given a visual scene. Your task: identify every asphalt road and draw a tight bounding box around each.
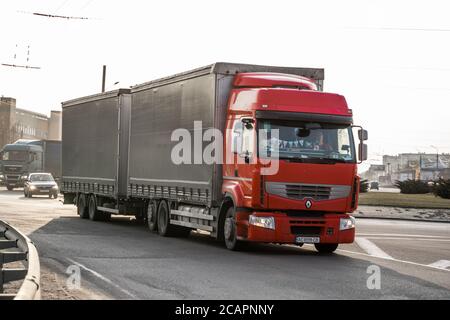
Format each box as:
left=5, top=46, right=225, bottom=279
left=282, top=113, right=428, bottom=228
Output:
left=0, top=187, right=449, bottom=299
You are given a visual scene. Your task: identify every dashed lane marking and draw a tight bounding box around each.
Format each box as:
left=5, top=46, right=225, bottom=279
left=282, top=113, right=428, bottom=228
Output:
left=67, top=258, right=137, bottom=299
left=427, top=260, right=450, bottom=270
left=355, top=237, right=394, bottom=260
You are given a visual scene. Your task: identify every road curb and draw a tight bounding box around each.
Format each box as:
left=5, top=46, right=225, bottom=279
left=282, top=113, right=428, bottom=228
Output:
left=353, top=215, right=450, bottom=224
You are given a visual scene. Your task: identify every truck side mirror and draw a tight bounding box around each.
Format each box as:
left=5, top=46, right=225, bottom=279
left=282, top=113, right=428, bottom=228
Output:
left=358, top=129, right=368, bottom=141
left=358, top=143, right=368, bottom=162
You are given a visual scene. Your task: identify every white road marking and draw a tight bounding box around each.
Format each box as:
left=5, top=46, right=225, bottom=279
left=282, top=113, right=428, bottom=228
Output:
left=336, top=249, right=450, bottom=272
left=355, top=237, right=394, bottom=260
left=357, top=233, right=450, bottom=239
left=67, top=258, right=137, bottom=299
left=364, top=237, right=450, bottom=242
left=428, top=260, right=450, bottom=270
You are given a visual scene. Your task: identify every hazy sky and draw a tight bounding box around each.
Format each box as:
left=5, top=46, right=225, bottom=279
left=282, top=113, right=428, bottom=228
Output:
left=1, top=0, right=449, bottom=169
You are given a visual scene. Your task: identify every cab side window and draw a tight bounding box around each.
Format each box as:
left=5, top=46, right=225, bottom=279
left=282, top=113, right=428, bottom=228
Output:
left=231, top=120, right=243, bottom=154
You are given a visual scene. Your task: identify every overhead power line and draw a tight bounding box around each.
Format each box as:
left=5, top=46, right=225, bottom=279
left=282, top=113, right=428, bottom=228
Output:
left=32, top=12, right=89, bottom=20
left=1, top=63, right=41, bottom=70
left=17, top=10, right=90, bottom=20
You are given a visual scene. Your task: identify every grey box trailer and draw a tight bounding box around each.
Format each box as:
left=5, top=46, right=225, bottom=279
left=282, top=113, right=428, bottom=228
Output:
left=61, top=89, right=131, bottom=207
left=128, top=62, right=324, bottom=207
left=42, top=140, right=62, bottom=179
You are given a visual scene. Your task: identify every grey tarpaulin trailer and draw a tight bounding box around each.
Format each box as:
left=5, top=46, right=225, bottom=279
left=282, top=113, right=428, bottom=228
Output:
left=61, top=89, right=132, bottom=203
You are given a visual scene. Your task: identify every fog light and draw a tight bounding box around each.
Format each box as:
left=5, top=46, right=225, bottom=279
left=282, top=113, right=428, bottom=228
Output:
left=249, top=215, right=275, bottom=230
left=340, top=216, right=356, bottom=231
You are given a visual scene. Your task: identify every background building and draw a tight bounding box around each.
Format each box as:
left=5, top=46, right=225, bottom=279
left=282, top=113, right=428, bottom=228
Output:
left=0, top=96, right=61, bottom=148
left=362, top=153, right=450, bottom=185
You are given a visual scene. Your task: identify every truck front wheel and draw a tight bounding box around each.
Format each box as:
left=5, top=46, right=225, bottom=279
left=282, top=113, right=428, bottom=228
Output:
left=223, top=207, right=245, bottom=251
left=314, top=243, right=338, bottom=254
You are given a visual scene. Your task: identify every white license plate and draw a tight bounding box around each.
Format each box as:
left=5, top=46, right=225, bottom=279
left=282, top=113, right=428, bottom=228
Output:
left=296, top=236, right=320, bottom=244
left=39, top=190, right=50, bottom=193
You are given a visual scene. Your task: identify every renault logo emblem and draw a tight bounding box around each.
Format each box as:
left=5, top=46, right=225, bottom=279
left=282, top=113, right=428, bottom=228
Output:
left=305, top=200, right=312, bottom=209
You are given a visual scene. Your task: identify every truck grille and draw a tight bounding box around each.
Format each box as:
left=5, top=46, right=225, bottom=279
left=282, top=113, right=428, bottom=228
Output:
left=265, top=182, right=351, bottom=201
left=290, top=226, right=322, bottom=236
left=4, top=166, right=22, bottom=173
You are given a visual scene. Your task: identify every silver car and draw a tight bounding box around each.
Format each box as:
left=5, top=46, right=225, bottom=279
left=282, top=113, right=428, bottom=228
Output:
left=23, top=173, right=59, bottom=199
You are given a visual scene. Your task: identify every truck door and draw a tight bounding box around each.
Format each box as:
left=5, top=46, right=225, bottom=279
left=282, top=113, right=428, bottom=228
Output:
left=235, top=118, right=256, bottom=203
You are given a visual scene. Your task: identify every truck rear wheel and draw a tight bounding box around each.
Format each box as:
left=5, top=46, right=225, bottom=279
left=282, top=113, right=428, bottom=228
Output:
left=314, top=243, right=338, bottom=254
left=147, top=201, right=158, bottom=231
left=223, top=207, right=245, bottom=251
left=88, top=195, right=103, bottom=221
left=157, top=201, right=177, bottom=237
left=77, top=194, right=88, bottom=219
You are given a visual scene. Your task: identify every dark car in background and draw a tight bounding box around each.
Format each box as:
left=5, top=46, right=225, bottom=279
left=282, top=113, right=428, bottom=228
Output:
left=23, top=173, right=59, bottom=199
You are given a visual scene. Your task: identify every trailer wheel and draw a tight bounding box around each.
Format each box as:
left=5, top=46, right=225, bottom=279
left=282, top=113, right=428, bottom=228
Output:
left=88, top=195, right=102, bottom=221
left=77, top=194, right=88, bottom=219
left=147, top=201, right=158, bottom=231
left=157, top=200, right=177, bottom=237
left=314, top=243, right=338, bottom=254
left=223, top=207, right=245, bottom=251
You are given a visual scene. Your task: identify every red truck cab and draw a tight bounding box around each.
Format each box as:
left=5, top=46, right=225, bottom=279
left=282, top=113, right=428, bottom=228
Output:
left=221, top=72, right=366, bottom=252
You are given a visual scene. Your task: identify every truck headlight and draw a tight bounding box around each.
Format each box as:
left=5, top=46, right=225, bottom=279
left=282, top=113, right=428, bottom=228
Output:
left=249, top=215, right=275, bottom=230
left=0, top=174, right=4, bottom=180
left=52, top=185, right=59, bottom=190
left=30, top=185, right=36, bottom=190
left=21, top=175, right=28, bottom=179
left=340, top=216, right=356, bottom=231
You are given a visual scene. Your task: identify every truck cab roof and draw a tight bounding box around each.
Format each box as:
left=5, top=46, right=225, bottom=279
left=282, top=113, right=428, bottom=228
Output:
left=233, top=72, right=318, bottom=90
left=1, top=143, right=42, bottom=152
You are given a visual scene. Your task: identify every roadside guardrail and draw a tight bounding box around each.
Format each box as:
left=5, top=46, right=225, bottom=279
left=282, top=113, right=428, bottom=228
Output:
left=0, top=220, right=40, bottom=300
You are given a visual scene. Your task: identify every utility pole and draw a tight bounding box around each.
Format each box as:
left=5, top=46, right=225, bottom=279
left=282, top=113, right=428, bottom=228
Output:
left=430, top=145, right=439, bottom=169
left=102, top=65, right=106, bottom=93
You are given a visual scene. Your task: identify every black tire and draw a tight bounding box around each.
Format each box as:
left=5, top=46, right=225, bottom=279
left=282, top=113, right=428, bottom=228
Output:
left=223, top=206, right=245, bottom=251
left=146, top=201, right=158, bottom=231
left=157, top=201, right=177, bottom=237
left=77, top=194, right=89, bottom=219
left=314, top=243, right=338, bottom=254
left=6, top=186, right=13, bottom=191
left=88, top=195, right=102, bottom=221
left=48, top=194, right=52, bottom=198
left=23, top=189, right=27, bottom=197
left=28, top=192, right=33, bottom=198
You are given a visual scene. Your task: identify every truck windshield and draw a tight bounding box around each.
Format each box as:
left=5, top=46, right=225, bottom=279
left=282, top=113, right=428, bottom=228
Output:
left=30, top=174, right=54, bottom=182
left=1, top=151, right=28, bottom=161
left=258, top=120, right=355, bottom=163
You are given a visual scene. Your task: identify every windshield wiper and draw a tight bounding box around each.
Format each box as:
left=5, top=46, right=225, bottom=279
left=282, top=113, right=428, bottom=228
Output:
left=280, top=157, right=349, bottom=164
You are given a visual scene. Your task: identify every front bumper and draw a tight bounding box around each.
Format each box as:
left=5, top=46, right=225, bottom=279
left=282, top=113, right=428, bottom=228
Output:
left=29, top=187, right=58, bottom=195
left=1, top=174, right=25, bottom=187
left=236, top=211, right=355, bottom=244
